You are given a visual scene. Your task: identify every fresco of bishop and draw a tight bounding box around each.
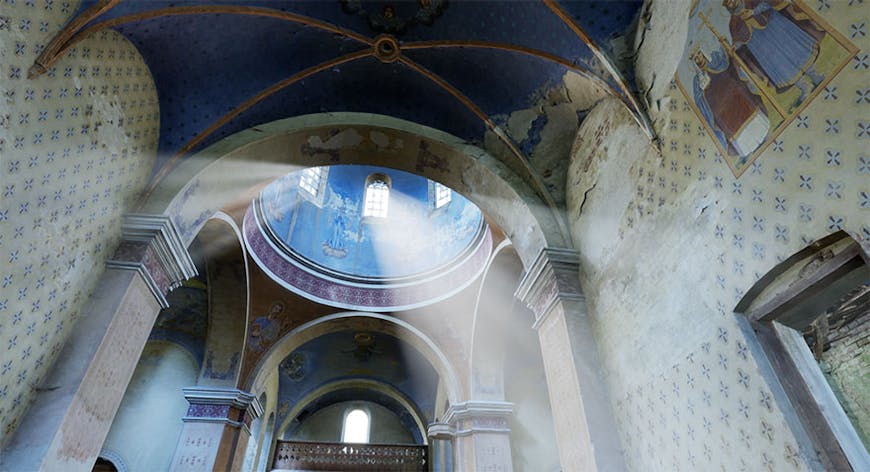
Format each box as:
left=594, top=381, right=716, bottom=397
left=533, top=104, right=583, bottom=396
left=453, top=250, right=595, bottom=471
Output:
left=724, top=0, right=825, bottom=107
left=692, top=48, right=770, bottom=158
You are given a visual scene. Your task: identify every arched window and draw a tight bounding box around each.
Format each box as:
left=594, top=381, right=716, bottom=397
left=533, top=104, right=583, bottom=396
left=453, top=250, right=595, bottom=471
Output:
left=363, top=174, right=390, bottom=218
left=341, top=408, right=370, bottom=443
left=299, top=167, right=323, bottom=197
left=434, top=182, right=451, bottom=209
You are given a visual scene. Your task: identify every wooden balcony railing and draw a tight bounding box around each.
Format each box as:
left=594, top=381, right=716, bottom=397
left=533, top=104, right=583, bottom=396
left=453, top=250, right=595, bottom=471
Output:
left=271, top=440, right=428, bottom=471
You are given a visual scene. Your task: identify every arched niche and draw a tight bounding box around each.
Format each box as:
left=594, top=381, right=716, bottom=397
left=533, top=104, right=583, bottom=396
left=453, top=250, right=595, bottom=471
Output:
left=468, top=240, right=523, bottom=399
left=192, top=212, right=249, bottom=386
left=275, top=378, right=429, bottom=446
left=469, top=241, right=561, bottom=470
left=246, top=312, right=462, bottom=407
left=138, top=113, right=566, bottom=271
left=734, top=230, right=870, bottom=471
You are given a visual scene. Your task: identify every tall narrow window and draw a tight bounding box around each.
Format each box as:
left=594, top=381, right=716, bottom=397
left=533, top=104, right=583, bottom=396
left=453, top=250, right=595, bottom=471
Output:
left=434, top=182, right=451, bottom=209
left=299, top=167, right=323, bottom=198
left=341, top=408, right=370, bottom=443
left=363, top=175, right=390, bottom=218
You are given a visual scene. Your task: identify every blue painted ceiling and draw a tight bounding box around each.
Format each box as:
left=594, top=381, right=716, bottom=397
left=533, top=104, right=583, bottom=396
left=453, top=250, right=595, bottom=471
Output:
left=276, top=330, right=439, bottom=434
left=260, top=165, right=484, bottom=280
left=72, top=0, right=643, bottom=175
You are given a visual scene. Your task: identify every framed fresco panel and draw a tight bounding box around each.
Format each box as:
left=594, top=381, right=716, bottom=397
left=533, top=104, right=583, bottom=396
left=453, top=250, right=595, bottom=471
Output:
left=675, top=0, right=858, bottom=177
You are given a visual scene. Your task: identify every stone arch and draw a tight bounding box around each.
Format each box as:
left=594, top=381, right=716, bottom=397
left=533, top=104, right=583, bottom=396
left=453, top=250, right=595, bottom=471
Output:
left=256, top=412, right=277, bottom=472
left=468, top=240, right=524, bottom=399
left=95, top=449, right=127, bottom=472
left=242, top=392, right=269, bottom=472
left=275, top=378, right=429, bottom=445
left=139, top=113, right=568, bottom=270
left=247, top=312, right=463, bottom=406
left=192, top=212, right=249, bottom=387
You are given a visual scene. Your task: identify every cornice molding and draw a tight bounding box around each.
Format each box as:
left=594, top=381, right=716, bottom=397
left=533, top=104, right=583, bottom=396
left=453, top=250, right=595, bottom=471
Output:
left=515, top=247, right=583, bottom=329
left=442, top=400, right=514, bottom=436
left=106, top=213, right=197, bottom=308
left=426, top=422, right=455, bottom=440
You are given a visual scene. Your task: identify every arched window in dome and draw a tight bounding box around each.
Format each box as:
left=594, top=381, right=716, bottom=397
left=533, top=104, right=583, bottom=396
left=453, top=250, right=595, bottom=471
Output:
left=298, top=167, right=328, bottom=205
left=299, top=167, right=322, bottom=196
left=363, top=174, right=390, bottom=218
left=341, top=408, right=370, bottom=444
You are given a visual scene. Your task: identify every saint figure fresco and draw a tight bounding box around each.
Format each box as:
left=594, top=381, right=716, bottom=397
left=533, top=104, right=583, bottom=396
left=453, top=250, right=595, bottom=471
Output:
left=725, top=0, right=825, bottom=103
left=675, top=0, right=856, bottom=176
left=249, top=302, right=285, bottom=352
left=692, top=48, right=770, bottom=157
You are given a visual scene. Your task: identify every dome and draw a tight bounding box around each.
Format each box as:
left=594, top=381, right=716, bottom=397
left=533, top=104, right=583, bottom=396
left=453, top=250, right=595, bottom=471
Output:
left=244, top=165, right=491, bottom=311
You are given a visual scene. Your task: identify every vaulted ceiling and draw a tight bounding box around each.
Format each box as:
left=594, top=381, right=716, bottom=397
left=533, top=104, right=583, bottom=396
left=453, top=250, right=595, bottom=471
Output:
left=33, top=0, right=650, bottom=207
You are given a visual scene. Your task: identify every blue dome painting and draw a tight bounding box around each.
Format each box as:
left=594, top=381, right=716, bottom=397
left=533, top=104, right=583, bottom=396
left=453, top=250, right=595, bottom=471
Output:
left=258, top=165, right=485, bottom=282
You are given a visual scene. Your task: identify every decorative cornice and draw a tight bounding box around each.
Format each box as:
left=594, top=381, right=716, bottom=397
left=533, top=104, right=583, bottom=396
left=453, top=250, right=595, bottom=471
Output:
left=514, top=247, right=583, bottom=329
left=182, top=387, right=263, bottom=432
left=427, top=422, right=455, bottom=440
left=106, top=214, right=197, bottom=308
left=442, top=401, right=513, bottom=436
left=183, top=387, right=264, bottom=415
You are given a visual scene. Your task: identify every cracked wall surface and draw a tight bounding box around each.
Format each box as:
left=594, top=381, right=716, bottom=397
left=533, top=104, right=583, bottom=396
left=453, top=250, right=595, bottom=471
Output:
left=0, top=1, right=159, bottom=442
left=568, top=0, right=868, bottom=470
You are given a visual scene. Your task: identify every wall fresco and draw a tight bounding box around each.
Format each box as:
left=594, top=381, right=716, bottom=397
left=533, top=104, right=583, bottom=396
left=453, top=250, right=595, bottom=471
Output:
left=676, top=0, right=857, bottom=176
left=261, top=165, right=484, bottom=280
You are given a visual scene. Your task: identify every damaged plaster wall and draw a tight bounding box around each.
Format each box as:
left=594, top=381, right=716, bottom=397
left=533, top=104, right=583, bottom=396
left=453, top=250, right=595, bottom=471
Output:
left=484, top=71, right=609, bottom=204
left=0, top=3, right=159, bottom=442
left=632, top=0, right=690, bottom=127
left=567, top=1, right=868, bottom=470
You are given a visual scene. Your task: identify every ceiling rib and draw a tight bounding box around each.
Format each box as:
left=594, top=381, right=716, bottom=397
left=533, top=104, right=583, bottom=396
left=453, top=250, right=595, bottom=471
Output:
left=143, top=49, right=373, bottom=200
left=29, top=0, right=122, bottom=78
left=31, top=5, right=374, bottom=77
left=396, top=55, right=571, bottom=240
left=401, top=39, right=642, bottom=115
left=543, top=0, right=658, bottom=144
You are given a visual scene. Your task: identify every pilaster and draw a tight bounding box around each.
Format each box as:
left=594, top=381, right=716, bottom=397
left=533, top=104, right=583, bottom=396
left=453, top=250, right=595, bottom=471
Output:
left=171, top=387, right=263, bottom=472
left=515, top=247, right=626, bottom=472
left=443, top=401, right=514, bottom=472
left=0, top=214, right=195, bottom=472
left=106, top=214, right=198, bottom=307
left=427, top=422, right=455, bottom=472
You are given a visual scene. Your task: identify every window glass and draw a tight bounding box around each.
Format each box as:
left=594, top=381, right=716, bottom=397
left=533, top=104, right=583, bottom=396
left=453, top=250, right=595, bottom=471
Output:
left=434, top=182, right=451, bottom=209
left=363, top=179, right=389, bottom=218
left=342, top=409, right=370, bottom=443
left=299, top=167, right=323, bottom=197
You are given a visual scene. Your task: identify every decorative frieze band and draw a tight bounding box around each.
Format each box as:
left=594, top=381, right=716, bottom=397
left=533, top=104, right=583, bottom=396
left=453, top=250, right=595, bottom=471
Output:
left=442, top=401, right=513, bottom=436
left=181, top=387, right=263, bottom=431
left=106, top=214, right=197, bottom=308
left=515, top=247, right=584, bottom=328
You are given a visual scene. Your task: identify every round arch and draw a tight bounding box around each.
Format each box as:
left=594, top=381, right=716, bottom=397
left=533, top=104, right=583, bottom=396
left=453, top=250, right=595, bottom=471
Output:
left=246, top=312, right=462, bottom=406
left=192, top=212, right=249, bottom=386
left=467, top=240, right=525, bottom=399
left=138, top=113, right=567, bottom=269
left=275, top=378, right=429, bottom=445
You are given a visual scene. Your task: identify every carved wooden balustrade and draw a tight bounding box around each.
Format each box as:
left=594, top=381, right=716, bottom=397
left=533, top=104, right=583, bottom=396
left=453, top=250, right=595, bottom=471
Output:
left=271, top=440, right=428, bottom=471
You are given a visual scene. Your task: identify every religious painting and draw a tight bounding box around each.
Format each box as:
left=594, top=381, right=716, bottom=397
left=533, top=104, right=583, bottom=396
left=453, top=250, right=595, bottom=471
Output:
left=675, top=0, right=858, bottom=176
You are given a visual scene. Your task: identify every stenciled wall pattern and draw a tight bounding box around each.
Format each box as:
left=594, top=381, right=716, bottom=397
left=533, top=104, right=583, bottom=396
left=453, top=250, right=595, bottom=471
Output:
left=0, top=0, right=159, bottom=442
left=568, top=0, right=867, bottom=470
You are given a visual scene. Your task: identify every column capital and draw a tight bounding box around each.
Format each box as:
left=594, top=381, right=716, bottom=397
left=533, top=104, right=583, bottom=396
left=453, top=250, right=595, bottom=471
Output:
left=182, top=387, right=264, bottom=431
left=515, top=247, right=583, bottom=329
left=106, top=213, right=197, bottom=308
left=443, top=401, right=513, bottom=436
left=427, top=422, right=456, bottom=440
